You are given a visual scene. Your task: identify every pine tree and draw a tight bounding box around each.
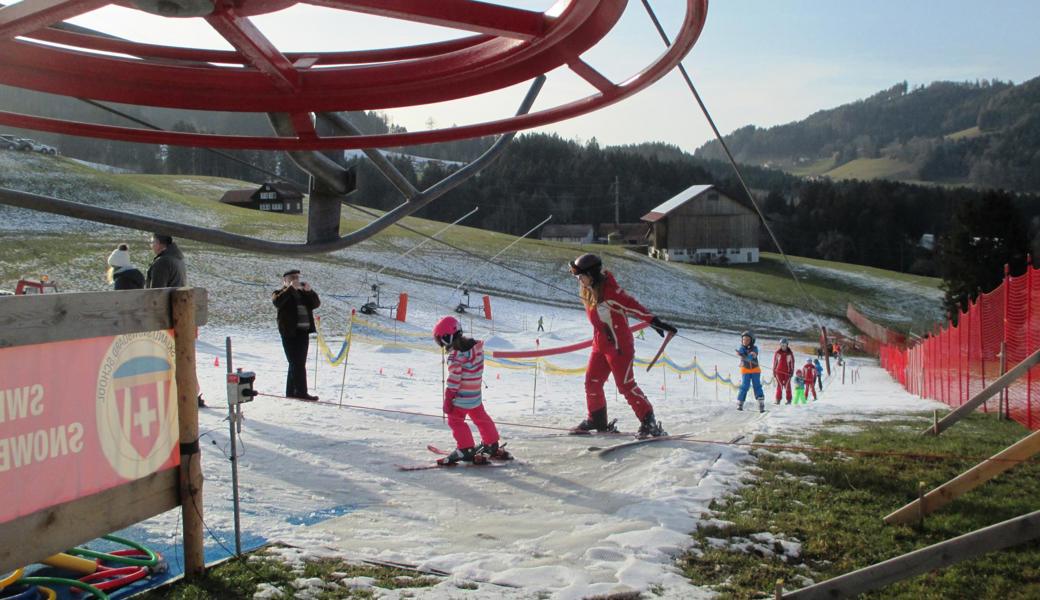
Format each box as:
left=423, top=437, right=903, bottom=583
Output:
left=937, top=189, right=1028, bottom=319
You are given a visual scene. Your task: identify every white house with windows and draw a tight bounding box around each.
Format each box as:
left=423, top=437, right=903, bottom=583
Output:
left=219, top=183, right=304, bottom=214
left=641, top=184, right=760, bottom=264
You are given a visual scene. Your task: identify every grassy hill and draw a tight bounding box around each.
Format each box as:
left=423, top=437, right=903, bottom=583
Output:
left=822, top=157, right=917, bottom=181
left=0, top=150, right=944, bottom=338
left=696, top=78, right=1040, bottom=192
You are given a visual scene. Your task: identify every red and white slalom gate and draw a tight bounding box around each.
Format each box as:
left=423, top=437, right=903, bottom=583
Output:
left=881, top=261, right=1040, bottom=430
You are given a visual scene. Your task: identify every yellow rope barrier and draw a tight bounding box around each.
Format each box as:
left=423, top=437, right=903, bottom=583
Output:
left=313, top=313, right=774, bottom=391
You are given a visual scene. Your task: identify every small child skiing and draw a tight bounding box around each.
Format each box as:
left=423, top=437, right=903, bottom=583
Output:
left=813, top=358, right=824, bottom=391
left=735, top=330, right=765, bottom=413
left=432, top=316, right=512, bottom=465
left=803, top=359, right=818, bottom=401
left=792, top=368, right=807, bottom=405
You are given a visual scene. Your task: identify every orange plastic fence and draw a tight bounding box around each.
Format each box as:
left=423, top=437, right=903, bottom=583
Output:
left=881, top=263, right=1039, bottom=431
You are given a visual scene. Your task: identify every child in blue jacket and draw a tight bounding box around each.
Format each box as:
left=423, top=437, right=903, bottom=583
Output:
left=735, top=331, right=765, bottom=413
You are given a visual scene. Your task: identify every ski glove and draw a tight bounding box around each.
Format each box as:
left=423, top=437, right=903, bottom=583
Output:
left=649, top=316, right=677, bottom=337
left=443, top=388, right=458, bottom=415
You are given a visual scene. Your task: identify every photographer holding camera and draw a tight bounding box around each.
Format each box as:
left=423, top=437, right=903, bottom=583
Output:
left=273, top=269, right=321, bottom=401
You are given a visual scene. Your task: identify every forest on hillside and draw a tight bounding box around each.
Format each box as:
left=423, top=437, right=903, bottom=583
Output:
left=696, top=78, right=1040, bottom=192
left=3, top=85, right=1039, bottom=285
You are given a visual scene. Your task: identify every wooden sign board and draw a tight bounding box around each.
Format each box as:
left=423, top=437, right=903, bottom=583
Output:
left=0, top=288, right=207, bottom=575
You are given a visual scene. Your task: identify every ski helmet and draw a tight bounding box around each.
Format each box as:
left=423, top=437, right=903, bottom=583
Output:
left=780, top=337, right=788, bottom=345
left=433, top=315, right=462, bottom=347
left=569, top=253, right=602, bottom=277
left=740, top=330, right=755, bottom=343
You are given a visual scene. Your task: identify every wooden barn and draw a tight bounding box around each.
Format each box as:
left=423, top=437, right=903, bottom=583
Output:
left=641, top=184, right=759, bottom=264
left=220, top=183, right=303, bottom=214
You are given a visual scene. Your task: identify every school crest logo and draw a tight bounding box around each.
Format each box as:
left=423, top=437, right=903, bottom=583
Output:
left=96, top=331, right=179, bottom=480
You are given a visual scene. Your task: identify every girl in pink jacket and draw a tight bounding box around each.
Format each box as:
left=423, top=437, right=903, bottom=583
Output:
left=433, top=316, right=511, bottom=465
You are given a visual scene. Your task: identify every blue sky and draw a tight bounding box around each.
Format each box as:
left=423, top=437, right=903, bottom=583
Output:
left=59, top=0, right=1040, bottom=152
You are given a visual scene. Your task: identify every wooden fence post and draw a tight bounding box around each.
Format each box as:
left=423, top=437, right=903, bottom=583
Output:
left=999, top=342, right=1007, bottom=420
left=172, top=288, right=205, bottom=579
left=924, top=348, right=1040, bottom=436
left=784, top=510, right=1040, bottom=599
left=885, top=429, right=1040, bottom=525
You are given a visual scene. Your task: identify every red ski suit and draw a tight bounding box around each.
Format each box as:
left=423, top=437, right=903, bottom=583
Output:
left=772, top=347, right=795, bottom=402
left=802, top=364, right=818, bottom=400
left=582, top=271, right=656, bottom=421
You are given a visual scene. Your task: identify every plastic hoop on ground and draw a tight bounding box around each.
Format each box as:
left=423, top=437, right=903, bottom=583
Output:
left=78, top=566, right=148, bottom=592
left=66, top=535, right=160, bottom=568
left=17, top=577, right=108, bottom=600
left=0, top=568, right=24, bottom=590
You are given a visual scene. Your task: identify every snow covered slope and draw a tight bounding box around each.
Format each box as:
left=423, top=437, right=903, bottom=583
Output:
left=0, top=151, right=953, bottom=598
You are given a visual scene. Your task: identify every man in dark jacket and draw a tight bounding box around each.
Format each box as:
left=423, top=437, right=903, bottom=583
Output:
left=145, top=233, right=202, bottom=406
left=273, top=269, right=321, bottom=400
left=146, top=233, right=186, bottom=288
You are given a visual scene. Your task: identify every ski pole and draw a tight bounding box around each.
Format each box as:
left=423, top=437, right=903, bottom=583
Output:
left=441, top=346, right=446, bottom=423
left=646, top=331, right=675, bottom=371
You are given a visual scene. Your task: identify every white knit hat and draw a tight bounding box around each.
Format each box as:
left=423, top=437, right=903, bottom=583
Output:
left=108, top=244, right=132, bottom=268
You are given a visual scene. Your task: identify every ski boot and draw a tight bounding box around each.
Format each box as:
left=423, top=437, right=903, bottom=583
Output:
left=757, top=397, right=765, bottom=413
left=437, top=446, right=479, bottom=466
left=477, top=441, right=513, bottom=461
left=571, top=408, right=619, bottom=434
left=737, top=401, right=744, bottom=411
left=637, top=411, right=667, bottom=438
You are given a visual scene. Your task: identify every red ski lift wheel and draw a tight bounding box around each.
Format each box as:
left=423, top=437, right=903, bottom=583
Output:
left=0, top=0, right=708, bottom=149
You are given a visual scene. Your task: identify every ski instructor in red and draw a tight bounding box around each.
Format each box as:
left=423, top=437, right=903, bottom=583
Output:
left=569, top=253, right=677, bottom=438
left=772, top=338, right=795, bottom=404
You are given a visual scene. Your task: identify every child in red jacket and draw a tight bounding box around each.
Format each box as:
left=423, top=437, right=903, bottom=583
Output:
left=802, top=359, right=818, bottom=401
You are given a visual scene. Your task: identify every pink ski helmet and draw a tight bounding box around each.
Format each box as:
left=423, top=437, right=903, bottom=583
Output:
left=433, top=315, right=462, bottom=347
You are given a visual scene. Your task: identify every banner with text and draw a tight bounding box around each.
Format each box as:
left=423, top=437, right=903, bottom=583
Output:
left=0, top=330, right=180, bottom=524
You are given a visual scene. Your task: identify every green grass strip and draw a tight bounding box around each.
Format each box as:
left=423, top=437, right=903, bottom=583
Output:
left=681, top=413, right=1040, bottom=599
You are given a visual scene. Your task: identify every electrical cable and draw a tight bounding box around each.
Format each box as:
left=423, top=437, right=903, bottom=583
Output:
left=639, top=0, right=829, bottom=331
left=80, top=55, right=810, bottom=355
left=78, top=99, right=305, bottom=192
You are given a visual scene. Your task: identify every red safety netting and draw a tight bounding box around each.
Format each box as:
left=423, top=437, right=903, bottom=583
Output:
left=880, top=263, right=1039, bottom=430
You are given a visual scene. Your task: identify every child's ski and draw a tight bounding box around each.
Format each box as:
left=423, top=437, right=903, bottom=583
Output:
left=396, top=459, right=507, bottom=472
left=545, top=429, right=635, bottom=438
left=427, top=444, right=514, bottom=461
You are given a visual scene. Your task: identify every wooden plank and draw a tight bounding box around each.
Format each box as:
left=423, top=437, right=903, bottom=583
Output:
left=784, top=509, right=1040, bottom=599
left=924, top=347, right=1040, bottom=436
left=0, top=467, right=179, bottom=574
left=0, top=287, right=208, bottom=348
left=885, top=429, right=1040, bottom=525
left=173, top=288, right=206, bottom=579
